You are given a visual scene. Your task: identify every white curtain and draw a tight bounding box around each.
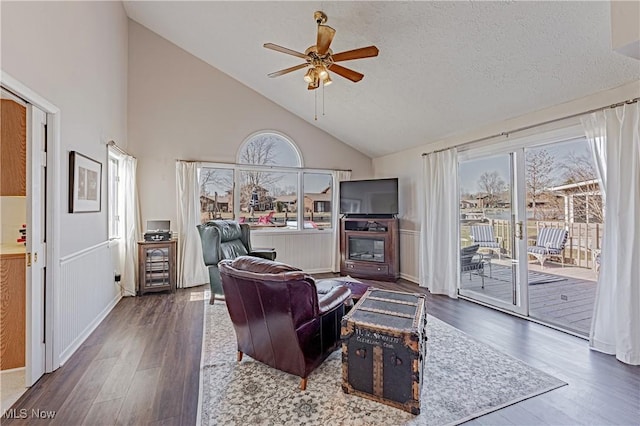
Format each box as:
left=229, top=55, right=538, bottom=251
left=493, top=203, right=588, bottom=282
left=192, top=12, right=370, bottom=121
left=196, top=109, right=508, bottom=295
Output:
left=581, top=112, right=607, bottom=199
left=420, top=148, right=459, bottom=298
left=582, top=102, right=640, bottom=365
left=176, top=161, right=209, bottom=288
left=331, top=170, right=351, bottom=272
left=118, top=155, right=141, bottom=296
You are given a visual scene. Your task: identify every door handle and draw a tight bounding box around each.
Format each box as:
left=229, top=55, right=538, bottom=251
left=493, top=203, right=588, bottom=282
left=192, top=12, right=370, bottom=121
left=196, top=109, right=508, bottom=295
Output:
left=515, top=221, right=524, bottom=240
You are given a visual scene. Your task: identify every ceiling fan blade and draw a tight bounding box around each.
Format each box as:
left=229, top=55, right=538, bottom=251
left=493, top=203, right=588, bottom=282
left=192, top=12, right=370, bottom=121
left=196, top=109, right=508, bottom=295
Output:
left=263, top=43, right=308, bottom=59
left=307, top=83, right=319, bottom=91
left=316, top=25, right=336, bottom=55
left=329, top=64, right=364, bottom=82
left=331, top=45, right=379, bottom=62
left=267, top=63, right=308, bottom=78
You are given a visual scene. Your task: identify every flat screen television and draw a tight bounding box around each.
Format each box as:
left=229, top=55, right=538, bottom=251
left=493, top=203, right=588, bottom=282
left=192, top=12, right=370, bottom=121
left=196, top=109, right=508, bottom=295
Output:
left=340, top=178, right=398, bottom=216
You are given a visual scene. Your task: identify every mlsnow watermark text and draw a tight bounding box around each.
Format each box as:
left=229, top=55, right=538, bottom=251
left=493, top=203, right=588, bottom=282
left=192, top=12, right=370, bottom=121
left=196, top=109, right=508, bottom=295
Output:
left=2, top=408, right=57, bottom=419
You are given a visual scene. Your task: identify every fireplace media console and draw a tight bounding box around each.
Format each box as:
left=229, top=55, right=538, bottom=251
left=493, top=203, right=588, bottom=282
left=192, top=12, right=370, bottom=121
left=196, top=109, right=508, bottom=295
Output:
left=340, top=217, right=399, bottom=281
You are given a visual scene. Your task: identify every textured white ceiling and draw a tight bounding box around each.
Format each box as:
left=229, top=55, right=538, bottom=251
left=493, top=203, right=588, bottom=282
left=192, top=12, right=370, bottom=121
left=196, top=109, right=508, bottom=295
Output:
left=123, top=1, right=640, bottom=158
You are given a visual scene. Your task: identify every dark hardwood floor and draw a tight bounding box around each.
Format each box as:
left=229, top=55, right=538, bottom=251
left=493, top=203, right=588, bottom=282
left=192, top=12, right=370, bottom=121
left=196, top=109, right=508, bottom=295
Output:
left=3, top=279, right=639, bottom=425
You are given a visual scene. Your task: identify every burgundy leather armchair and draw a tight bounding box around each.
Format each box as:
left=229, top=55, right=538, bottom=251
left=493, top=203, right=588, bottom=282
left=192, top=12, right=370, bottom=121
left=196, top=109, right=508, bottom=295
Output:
left=219, top=256, right=352, bottom=390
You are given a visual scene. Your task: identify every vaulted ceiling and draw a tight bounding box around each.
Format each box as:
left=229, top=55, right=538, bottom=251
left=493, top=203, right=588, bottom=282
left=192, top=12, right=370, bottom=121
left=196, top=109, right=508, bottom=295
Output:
left=123, top=1, right=639, bottom=158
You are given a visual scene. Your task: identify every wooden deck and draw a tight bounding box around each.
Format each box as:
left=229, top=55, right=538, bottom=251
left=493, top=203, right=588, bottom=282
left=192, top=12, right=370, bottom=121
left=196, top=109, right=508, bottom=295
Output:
left=460, top=261, right=597, bottom=336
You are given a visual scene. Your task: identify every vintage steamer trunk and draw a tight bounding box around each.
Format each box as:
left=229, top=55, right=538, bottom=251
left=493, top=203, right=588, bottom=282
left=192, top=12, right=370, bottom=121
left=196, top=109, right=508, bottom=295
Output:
left=341, top=288, right=427, bottom=414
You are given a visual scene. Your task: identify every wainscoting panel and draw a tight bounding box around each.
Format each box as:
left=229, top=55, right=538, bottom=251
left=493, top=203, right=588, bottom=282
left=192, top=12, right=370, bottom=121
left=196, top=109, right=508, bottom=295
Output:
left=251, top=231, right=334, bottom=273
left=58, top=241, right=120, bottom=364
left=399, top=229, right=420, bottom=283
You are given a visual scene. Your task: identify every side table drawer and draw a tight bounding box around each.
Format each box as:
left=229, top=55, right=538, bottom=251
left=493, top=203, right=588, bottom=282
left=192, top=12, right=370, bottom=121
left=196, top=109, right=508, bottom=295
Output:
left=345, top=261, right=389, bottom=276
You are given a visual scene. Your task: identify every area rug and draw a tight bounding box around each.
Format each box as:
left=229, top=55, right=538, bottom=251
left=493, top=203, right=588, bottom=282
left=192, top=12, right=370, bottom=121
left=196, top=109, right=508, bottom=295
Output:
left=198, top=298, right=566, bottom=426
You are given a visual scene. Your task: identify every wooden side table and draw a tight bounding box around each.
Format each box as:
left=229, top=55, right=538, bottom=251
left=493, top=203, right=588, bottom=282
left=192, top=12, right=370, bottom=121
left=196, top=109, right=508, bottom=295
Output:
left=137, top=240, right=177, bottom=295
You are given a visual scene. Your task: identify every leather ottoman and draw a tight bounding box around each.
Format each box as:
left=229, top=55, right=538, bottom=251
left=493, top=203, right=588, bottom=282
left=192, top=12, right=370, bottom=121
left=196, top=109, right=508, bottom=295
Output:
left=317, top=278, right=371, bottom=302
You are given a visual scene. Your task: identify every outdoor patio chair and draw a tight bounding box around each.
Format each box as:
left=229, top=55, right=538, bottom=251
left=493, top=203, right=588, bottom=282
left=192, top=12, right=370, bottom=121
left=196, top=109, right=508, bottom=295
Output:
left=527, top=227, right=568, bottom=268
left=461, top=244, right=485, bottom=288
left=470, top=225, right=502, bottom=259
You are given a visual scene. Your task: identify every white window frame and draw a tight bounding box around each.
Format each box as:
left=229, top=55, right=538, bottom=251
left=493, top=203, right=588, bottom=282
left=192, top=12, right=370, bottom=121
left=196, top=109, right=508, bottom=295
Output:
left=197, top=131, right=335, bottom=232
left=198, top=162, right=336, bottom=233
left=107, top=148, right=123, bottom=239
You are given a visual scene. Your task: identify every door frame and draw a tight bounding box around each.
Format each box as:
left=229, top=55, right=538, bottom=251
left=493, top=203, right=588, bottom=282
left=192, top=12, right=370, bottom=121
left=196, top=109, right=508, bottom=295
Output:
left=457, top=124, right=587, bottom=317
left=457, top=150, right=529, bottom=315
left=1, top=71, right=61, bottom=377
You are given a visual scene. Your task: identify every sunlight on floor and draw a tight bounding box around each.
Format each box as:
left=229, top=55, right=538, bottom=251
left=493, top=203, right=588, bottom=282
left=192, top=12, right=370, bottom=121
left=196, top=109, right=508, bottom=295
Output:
left=190, top=290, right=207, bottom=302
left=1, top=369, right=26, bottom=413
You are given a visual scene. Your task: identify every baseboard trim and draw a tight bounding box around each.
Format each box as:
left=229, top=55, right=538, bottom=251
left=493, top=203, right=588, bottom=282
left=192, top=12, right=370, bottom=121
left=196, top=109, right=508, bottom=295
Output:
left=400, top=272, right=418, bottom=283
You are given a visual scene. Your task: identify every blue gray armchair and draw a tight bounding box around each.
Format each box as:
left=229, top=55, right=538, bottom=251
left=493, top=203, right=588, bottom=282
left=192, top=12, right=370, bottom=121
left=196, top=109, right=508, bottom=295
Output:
left=197, top=220, right=276, bottom=304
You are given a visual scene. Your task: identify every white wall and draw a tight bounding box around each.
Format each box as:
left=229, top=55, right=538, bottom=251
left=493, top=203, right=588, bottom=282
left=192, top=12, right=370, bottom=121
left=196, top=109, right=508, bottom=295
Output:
left=373, top=80, right=640, bottom=280
left=1, top=1, right=129, bottom=257
left=1, top=1, right=128, bottom=369
left=127, top=20, right=373, bottom=229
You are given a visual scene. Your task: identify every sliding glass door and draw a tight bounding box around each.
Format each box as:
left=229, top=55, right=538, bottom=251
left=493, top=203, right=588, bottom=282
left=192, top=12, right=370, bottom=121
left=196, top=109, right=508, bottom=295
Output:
left=457, top=133, right=601, bottom=336
left=458, top=151, right=529, bottom=315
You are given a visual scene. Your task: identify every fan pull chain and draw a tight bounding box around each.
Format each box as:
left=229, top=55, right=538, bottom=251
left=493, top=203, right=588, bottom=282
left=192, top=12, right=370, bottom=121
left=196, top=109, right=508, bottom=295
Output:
left=314, top=88, right=318, bottom=121
left=322, top=81, right=325, bottom=116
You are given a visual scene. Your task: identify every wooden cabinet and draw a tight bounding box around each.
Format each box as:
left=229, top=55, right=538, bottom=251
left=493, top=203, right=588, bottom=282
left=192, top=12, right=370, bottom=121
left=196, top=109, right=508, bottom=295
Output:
left=1, top=99, right=27, bottom=196
left=1, top=253, right=26, bottom=370
left=137, top=240, right=177, bottom=295
left=340, top=217, right=399, bottom=281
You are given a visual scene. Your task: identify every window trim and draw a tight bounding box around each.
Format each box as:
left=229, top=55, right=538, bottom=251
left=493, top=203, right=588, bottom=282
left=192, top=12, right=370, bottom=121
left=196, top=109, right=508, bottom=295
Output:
left=107, top=148, right=123, bottom=240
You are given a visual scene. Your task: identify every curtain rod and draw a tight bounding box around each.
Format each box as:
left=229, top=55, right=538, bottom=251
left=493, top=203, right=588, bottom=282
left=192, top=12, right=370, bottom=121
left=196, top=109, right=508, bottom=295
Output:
left=422, top=96, right=639, bottom=156
left=175, top=158, right=352, bottom=173
left=107, top=140, right=135, bottom=158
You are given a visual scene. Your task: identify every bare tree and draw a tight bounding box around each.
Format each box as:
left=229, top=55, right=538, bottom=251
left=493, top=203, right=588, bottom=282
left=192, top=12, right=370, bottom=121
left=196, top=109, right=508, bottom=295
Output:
left=199, top=169, right=219, bottom=196
left=199, top=169, right=234, bottom=220
left=477, top=171, right=505, bottom=208
left=561, top=152, right=603, bottom=223
left=526, top=149, right=555, bottom=219
left=239, top=138, right=280, bottom=210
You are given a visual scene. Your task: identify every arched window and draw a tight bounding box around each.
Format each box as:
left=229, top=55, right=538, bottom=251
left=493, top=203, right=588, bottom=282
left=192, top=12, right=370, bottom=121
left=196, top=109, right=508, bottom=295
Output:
left=237, top=132, right=302, bottom=167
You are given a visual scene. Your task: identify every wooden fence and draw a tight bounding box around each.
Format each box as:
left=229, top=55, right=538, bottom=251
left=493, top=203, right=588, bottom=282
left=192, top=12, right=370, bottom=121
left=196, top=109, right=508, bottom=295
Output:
left=462, top=220, right=602, bottom=269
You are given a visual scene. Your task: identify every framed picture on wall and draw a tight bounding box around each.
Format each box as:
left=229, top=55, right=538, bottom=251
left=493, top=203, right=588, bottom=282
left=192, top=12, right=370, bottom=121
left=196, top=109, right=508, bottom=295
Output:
left=69, top=151, right=102, bottom=213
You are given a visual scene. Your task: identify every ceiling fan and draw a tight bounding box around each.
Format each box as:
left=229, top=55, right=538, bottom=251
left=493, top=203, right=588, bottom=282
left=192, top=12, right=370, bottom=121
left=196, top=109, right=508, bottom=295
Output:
left=264, top=11, right=379, bottom=90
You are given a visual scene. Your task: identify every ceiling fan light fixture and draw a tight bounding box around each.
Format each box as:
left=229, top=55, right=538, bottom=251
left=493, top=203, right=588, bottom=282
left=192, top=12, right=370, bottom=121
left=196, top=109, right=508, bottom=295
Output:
left=303, top=68, right=316, bottom=83
left=317, top=64, right=328, bottom=79
left=264, top=10, right=379, bottom=96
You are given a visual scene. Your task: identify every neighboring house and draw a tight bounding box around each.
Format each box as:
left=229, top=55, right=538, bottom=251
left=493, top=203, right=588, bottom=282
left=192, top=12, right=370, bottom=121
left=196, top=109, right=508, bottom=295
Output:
left=547, top=179, right=603, bottom=223
left=460, top=199, right=476, bottom=209
left=304, top=187, right=332, bottom=213
left=200, top=194, right=232, bottom=214
left=274, top=194, right=297, bottom=212
left=275, top=188, right=332, bottom=214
